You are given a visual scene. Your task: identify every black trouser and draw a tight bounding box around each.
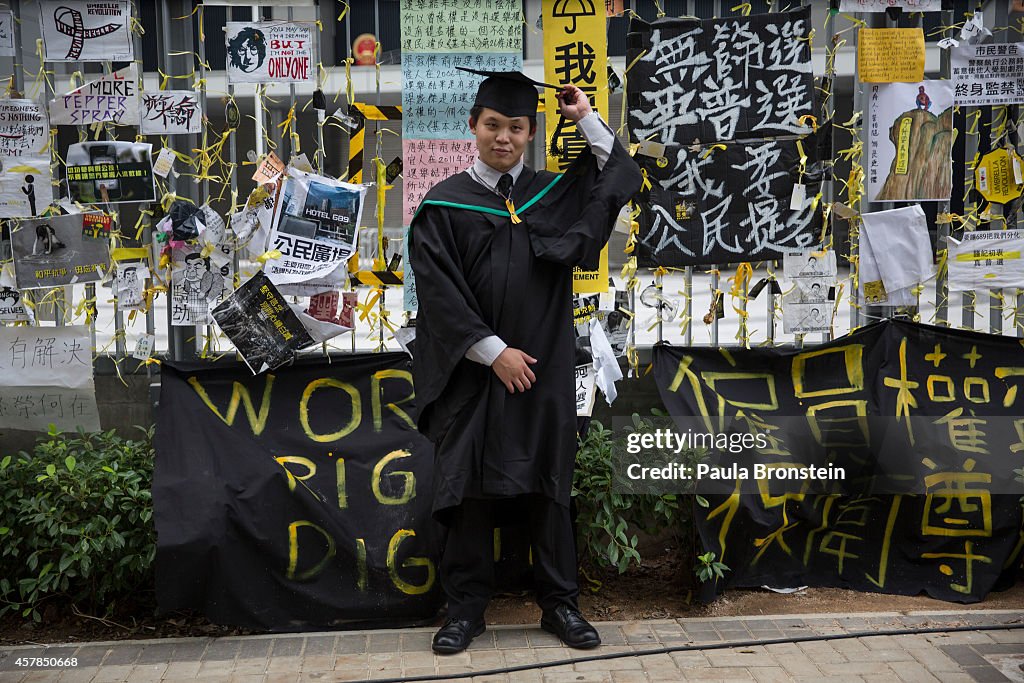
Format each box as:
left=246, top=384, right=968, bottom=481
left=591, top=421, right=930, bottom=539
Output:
left=440, top=495, right=579, bottom=620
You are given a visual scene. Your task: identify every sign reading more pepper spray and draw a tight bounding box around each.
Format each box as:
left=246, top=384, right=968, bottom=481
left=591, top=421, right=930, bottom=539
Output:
left=542, top=0, right=609, bottom=294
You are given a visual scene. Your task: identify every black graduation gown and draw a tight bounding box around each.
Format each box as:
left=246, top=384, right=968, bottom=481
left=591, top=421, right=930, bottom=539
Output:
left=409, top=140, right=642, bottom=520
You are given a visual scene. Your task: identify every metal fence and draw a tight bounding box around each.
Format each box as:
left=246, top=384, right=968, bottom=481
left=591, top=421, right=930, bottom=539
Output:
left=0, top=0, right=1020, bottom=379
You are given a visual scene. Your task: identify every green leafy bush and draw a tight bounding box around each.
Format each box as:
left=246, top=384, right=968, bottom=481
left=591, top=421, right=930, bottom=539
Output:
left=0, top=426, right=156, bottom=622
left=573, top=414, right=703, bottom=574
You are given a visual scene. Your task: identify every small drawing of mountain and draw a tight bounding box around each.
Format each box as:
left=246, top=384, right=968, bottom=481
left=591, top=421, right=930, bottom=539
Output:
left=877, top=107, right=953, bottom=201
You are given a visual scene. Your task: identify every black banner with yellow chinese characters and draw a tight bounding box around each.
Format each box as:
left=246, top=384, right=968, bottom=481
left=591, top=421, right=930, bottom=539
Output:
left=155, top=353, right=443, bottom=630
left=653, top=320, right=1024, bottom=602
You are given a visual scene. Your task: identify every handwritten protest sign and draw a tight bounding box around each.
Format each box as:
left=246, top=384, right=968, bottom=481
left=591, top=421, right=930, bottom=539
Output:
left=400, top=0, right=521, bottom=53
left=140, top=90, right=202, bottom=135
left=225, top=22, right=315, bottom=84
left=0, top=100, right=49, bottom=157
left=49, top=64, right=140, bottom=126
left=948, top=229, right=1024, bottom=291
left=858, top=28, right=925, bottom=83
left=39, top=0, right=133, bottom=62
left=0, top=326, right=100, bottom=433
left=402, top=139, right=476, bottom=225
left=951, top=43, right=1024, bottom=106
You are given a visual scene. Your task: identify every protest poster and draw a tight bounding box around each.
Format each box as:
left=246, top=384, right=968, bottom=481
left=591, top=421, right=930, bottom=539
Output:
left=846, top=0, right=941, bottom=9
left=252, top=151, right=285, bottom=184
left=626, top=7, right=814, bottom=145
left=947, top=229, right=1024, bottom=291
left=169, top=243, right=232, bottom=327
left=866, top=81, right=952, bottom=202
left=951, top=43, right=1024, bottom=106
left=783, top=249, right=837, bottom=306
left=0, top=100, right=49, bottom=156
left=635, top=138, right=821, bottom=267
left=139, top=90, right=201, bottom=135
left=0, top=157, right=52, bottom=218
left=0, top=286, right=33, bottom=322
left=858, top=28, right=925, bottom=83
left=10, top=213, right=110, bottom=289
left=859, top=204, right=934, bottom=306
left=782, top=297, right=831, bottom=334
left=401, top=53, right=521, bottom=139
left=114, top=262, right=148, bottom=311
left=49, top=65, right=139, bottom=126
left=65, top=141, right=155, bottom=204
left=575, top=364, right=596, bottom=417
left=155, top=353, right=440, bottom=629
left=653, top=319, right=1024, bottom=602
left=975, top=148, right=1024, bottom=204
left=211, top=271, right=315, bottom=373
left=0, top=10, right=14, bottom=57
left=39, top=0, right=133, bottom=62
left=225, top=22, right=315, bottom=84
left=402, top=139, right=476, bottom=225
left=265, top=167, right=366, bottom=288
left=0, top=326, right=100, bottom=432
left=400, top=0, right=521, bottom=53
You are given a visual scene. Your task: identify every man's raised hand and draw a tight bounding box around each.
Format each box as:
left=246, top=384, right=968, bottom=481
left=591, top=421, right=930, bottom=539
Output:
left=556, top=84, right=593, bottom=123
left=492, top=348, right=538, bottom=393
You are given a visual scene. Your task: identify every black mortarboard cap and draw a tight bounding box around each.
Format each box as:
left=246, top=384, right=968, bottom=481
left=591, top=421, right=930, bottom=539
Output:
left=456, top=67, right=561, bottom=118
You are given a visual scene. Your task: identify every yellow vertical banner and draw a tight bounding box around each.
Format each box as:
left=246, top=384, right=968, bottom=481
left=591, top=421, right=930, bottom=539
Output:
left=542, top=0, right=610, bottom=294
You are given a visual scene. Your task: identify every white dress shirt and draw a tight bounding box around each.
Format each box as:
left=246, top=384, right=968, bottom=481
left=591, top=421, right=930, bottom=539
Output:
left=464, top=111, right=617, bottom=366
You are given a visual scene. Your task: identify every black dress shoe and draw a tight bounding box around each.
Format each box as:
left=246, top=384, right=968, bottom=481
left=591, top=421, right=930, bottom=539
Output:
left=541, top=605, right=601, bottom=649
left=432, top=617, right=485, bottom=654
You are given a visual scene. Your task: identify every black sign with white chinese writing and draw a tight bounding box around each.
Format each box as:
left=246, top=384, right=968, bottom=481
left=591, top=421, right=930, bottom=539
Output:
left=626, top=7, right=814, bottom=145
left=635, top=138, right=821, bottom=267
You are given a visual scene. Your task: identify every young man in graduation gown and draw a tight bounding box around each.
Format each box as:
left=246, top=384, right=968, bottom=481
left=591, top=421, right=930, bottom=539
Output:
left=409, top=70, right=642, bottom=655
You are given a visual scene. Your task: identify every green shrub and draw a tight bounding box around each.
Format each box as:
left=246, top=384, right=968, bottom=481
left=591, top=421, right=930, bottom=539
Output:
left=573, top=414, right=702, bottom=574
left=0, top=426, right=156, bottom=621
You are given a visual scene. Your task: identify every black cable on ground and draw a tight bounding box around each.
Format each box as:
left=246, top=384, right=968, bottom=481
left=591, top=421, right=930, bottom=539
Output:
left=365, top=621, right=1024, bottom=683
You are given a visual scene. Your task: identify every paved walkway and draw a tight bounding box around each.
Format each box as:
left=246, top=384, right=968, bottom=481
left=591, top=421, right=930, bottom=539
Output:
left=0, top=610, right=1022, bottom=682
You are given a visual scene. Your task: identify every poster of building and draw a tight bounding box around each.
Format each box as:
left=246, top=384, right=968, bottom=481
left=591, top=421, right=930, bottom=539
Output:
left=169, top=243, right=232, bottom=327
left=265, top=167, right=366, bottom=288
left=38, top=0, right=134, bottom=62
left=952, top=42, right=1024, bottom=106
left=140, top=90, right=201, bottom=135
left=10, top=213, right=110, bottom=289
left=0, top=326, right=100, bottom=432
left=866, top=80, right=953, bottom=202
left=224, top=22, right=315, bottom=84
left=65, top=141, right=155, bottom=204
left=211, top=271, right=314, bottom=374
left=49, top=65, right=140, bottom=126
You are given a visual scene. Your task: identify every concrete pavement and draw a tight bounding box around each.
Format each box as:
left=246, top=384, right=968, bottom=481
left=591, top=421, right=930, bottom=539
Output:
left=1, top=610, right=1022, bottom=682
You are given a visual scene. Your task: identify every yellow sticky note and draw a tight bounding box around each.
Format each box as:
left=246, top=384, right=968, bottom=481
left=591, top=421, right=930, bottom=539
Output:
left=858, top=28, right=925, bottom=83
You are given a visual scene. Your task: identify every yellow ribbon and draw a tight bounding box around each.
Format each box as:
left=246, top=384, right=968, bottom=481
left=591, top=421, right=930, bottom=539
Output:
left=256, top=249, right=283, bottom=265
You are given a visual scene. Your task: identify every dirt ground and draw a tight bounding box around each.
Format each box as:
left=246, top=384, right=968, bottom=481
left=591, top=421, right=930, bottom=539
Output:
left=3, top=548, right=1022, bottom=646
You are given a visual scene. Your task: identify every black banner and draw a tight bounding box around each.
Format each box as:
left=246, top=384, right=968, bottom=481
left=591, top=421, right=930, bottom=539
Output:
left=155, top=354, right=443, bottom=630
left=626, top=7, right=814, bottom=145
left=653, top=320, right=1024, bottom=602
left=635, top=139, right=821, bottom=266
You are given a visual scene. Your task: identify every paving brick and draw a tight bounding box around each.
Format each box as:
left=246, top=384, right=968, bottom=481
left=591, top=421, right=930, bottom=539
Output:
left=302, top=636, right=335, bottom=657
left=90, top=664, right=133, bottom=682
left=985, top=630, right=1024, bottom=644
left=271, top=638, right=304, bottom=658
left=466, top=630, right=497, bottom=650
left=749, top=667, right=791, bottom=683
left=494, top=629, right=530, bottom=649
left=468, top=649, right=505, bottom=668
left=933, top=674, right=975, bottom=683
left=573, top=654, right=643, bottom=671
left=162, top=661, right=201, bottom=679
left=68, top=647, right=109, bottom=668
left=610, top=672, right=649, bottom=683
left=334, top=636, right=367, bottom=655
left=905, top=647, right=961, bottom=673
left=264, top=655, right=302, bottom=674
left=232, top=657, right=270, bottom=675
left=818, top=661, right=894, bottom=676
left=55, top=667, right=100, bottom=683
left=887, top=660, right=941, bottom=683
left=124, top=663, right=166, bottom=682
left=859, top=649, right=917, bottom=663
left=299, top=654, right=334, bottom=672
left=542, top=672, right=611, bottom=682
left=99, top=646, right=141, bottom=667
left=333, top=669, right=369, bottom=682
left=0, top=674, right=25, bottom=683
left=227, top=675, right=266, bottom=683
left=202, top=638, right=240, bottom=662
left=399, top=632, right=433, bottom=652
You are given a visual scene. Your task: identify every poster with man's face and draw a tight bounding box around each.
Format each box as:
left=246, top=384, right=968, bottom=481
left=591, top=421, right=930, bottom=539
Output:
left=225, top=22, right=315, bottom=84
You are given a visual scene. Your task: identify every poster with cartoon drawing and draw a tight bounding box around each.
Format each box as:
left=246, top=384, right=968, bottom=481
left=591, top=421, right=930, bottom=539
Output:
left=115, top=262, right=148, bottom=311
left=0, top=157, right=53, bottom=218
left=225, top=22, right=315, bottom=84
left=867, top=80, right=953, bottom=202
left=169, top=243, right=233, bottom=326
left=39, top=1, right=133, bottom=62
